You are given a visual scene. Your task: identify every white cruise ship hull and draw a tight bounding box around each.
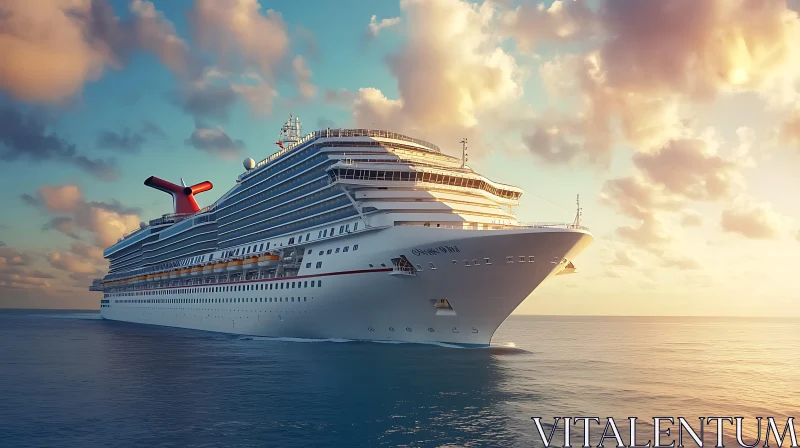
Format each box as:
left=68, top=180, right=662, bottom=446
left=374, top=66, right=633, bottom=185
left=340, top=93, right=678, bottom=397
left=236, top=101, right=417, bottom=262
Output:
left=100, top=226, right=593, bottom=346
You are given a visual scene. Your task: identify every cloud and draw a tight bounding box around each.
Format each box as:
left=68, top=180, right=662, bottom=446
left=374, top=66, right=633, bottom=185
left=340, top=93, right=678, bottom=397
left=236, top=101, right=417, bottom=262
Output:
left=173, top=70, right=239, bottom=121
left=596, top=0, right=800, bottom=103
left=129, top=0, right=191, bottom=76
left=779, top=110, right=800, bottom=150
left=599, top=176, right=682, bottom=221
left=0, top=105, right=119, bottom=181
left=522, top=0, right=800, bottom=164
left=350, top=0, right=522, bottom=155
left=317, top=117, right=337, bottom=129
left=46, top=241, right=107, bottom=286
left=611, top=249, right=640, bottom=268
left=22, top=185, right=141, bottom=247
left=681, top=210, right=704, bottom=227
left=291, top=56, right=316, bottom=100
left=720, top=198, right=784, bottom=240
left=48, top=251, right=100, bottom=276
left=325, top=88, right=355, bottom=105
left=364, top=15, right=401, bottom=42
left=191, top=0, right=289, bottom=82
left=0, top=243, right=56, bottom=291
left=632, top=136, right=743, bottom=201
left=174, top=67, right=277, bottom=119
left=661, top=254, right=701, bottom=270
left=294, top=26, right=319, bottom=61
left=0, top=0, right=190, bottom=104
left=501, top=0, right=595, bottom=51
left=42, top=217, right=81, bottom=240
left=96, top=121, right=167, bottom=153
left=796, top=230, right=800, bottom=242
left=184, top=121, right=245, bottom=159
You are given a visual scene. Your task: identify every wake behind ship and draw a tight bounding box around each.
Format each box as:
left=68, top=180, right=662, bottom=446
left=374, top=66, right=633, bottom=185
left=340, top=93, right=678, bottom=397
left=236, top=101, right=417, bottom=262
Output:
left=91, top=116, right=593, bottom=346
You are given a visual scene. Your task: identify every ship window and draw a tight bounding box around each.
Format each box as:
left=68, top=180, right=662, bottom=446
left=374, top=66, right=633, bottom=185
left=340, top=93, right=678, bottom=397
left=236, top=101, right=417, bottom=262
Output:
left=306, top=263, right=311, bottom=268
left=335, top=248, right=340, bottom=253
left=292, top=282, right=296, bottom=288
left=259, top=244, right=264, bottom=251
left=354, top=222, right=358, bottom=231
left=353, top=244, right=359, bottom=251
left=266, top=242, right=270, bottom=249
left=326, top=249, right=332, bottom=255
left=323, top=230, right=327, bottom=237
left=304, top=281, right=307, bottom=287
left=381, top=263, right=386, bottom=267
left=331, top=227, right=335, bottom=235
left=307, top=250, right=312, bottom=255
left=311, top=282, right=315, bottom=288
left=280, top=283, right=284, bottom=289
left=270, top=284, right=273, bottom=290
left=289, top=237, right=295, bottom=244
left=319, top=251, right=324, bottom=255
left=317, top=280, right=321, bottom=287
left=346, top=224, right=350, bottom=232
left=316, top=262, right=322, bottom=268
left=306, top=233, right=310, bottom=240
left=318, top=231, right=322, bottom=238
left=343, top=246, right=349, bottom=252
left=339, top=225, right=344, bottom=233
left=298, top=235, right=302, bottom=243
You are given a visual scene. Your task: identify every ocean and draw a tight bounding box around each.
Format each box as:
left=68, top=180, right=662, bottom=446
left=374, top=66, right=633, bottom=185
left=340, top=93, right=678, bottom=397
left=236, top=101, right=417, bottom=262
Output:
left=1, top=310, right=798, bottom=448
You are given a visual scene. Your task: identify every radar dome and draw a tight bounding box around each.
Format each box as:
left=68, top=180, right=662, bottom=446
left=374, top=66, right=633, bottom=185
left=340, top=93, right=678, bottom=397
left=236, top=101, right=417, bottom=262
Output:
left=243, top=158, right=256, bottom=170
left=139, top=221, right=147, bottom=229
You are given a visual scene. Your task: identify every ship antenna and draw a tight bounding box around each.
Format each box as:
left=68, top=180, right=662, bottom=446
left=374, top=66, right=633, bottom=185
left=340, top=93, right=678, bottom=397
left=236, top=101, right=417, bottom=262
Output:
left=460, top=137, right=468, bottom=168
left=573, top=194, right=583, bottom=228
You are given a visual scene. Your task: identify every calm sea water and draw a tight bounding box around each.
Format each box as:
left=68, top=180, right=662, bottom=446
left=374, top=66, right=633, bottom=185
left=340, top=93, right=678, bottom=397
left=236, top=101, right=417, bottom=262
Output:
left=1, top=310, right=798, bottom=448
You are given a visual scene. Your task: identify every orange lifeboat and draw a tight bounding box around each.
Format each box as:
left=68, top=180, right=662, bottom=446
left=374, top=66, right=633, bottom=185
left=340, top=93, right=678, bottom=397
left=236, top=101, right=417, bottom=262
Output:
left=146, top=274, right=156, bottom=282
left=190, top=266, right=203, bottom=276
left=243, top=256, right=259, bottom=270
left=213, top=261, right=227, bottom=274
left=169, top=268, right=180, bottom=279
left=226, top=259, right=243, bottom=272
left=179, top=268, right=190, bottom=278
left=202, top=264, right=214, bottom=275
left=258, top=253, right=279, bottom=268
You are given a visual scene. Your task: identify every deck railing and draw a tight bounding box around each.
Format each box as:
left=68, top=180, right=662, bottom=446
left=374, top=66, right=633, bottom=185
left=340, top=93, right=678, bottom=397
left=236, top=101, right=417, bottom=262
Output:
left=243, top=129, right=443, bottom=180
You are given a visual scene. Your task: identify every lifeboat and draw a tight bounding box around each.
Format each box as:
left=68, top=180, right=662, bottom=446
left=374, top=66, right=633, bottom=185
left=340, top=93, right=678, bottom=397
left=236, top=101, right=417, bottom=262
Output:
left=213, top=261, right=227, bottom=273
left=179, top=268, right=190, bottom=278
left=243, top=256, right=259, bottom=270
left=202, top=264, right=214, bottom=275
left=169, top=269, right=180, bottom=279
left=146, top=274, right=156, bottom=282
left=132, top=275, right=142, bottom=284
left=190, top=266, right=203, bottom=276
left=226, top=259, right=243, bottom=272
left=258, top=253, right=279, bottom=268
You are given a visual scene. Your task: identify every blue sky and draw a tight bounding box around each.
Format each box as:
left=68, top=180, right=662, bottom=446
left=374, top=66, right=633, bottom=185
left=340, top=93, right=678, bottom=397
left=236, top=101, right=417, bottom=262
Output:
left=2, top=0, right=800, bottom=314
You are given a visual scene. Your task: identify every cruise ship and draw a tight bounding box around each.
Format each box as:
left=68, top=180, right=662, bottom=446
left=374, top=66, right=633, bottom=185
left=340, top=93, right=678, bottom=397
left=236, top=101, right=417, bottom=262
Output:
left=90, top=116, right=593, bottom=346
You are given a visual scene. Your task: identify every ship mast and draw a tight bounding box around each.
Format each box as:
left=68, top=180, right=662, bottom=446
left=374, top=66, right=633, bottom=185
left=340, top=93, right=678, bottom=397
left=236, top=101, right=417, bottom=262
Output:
left=460, top=137, right=468, bottom=168
left=572, top=194, right=582, bottom=228
left=279, top=114, right=302, bottom=148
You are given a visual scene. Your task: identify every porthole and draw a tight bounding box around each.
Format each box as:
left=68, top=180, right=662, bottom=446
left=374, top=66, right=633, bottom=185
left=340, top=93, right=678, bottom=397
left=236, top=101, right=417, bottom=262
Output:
left=428, top=328, right=435, bottom=332
left=405, top=327, right=412, bottom=332
left=368, top=327, right=374, bottom=332
left=389, top=327, right=395, bottom=332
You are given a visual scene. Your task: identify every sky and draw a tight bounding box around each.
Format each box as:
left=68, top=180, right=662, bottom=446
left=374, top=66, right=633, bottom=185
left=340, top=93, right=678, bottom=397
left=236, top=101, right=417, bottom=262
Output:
left=1, top=0, right=799, bottom=315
